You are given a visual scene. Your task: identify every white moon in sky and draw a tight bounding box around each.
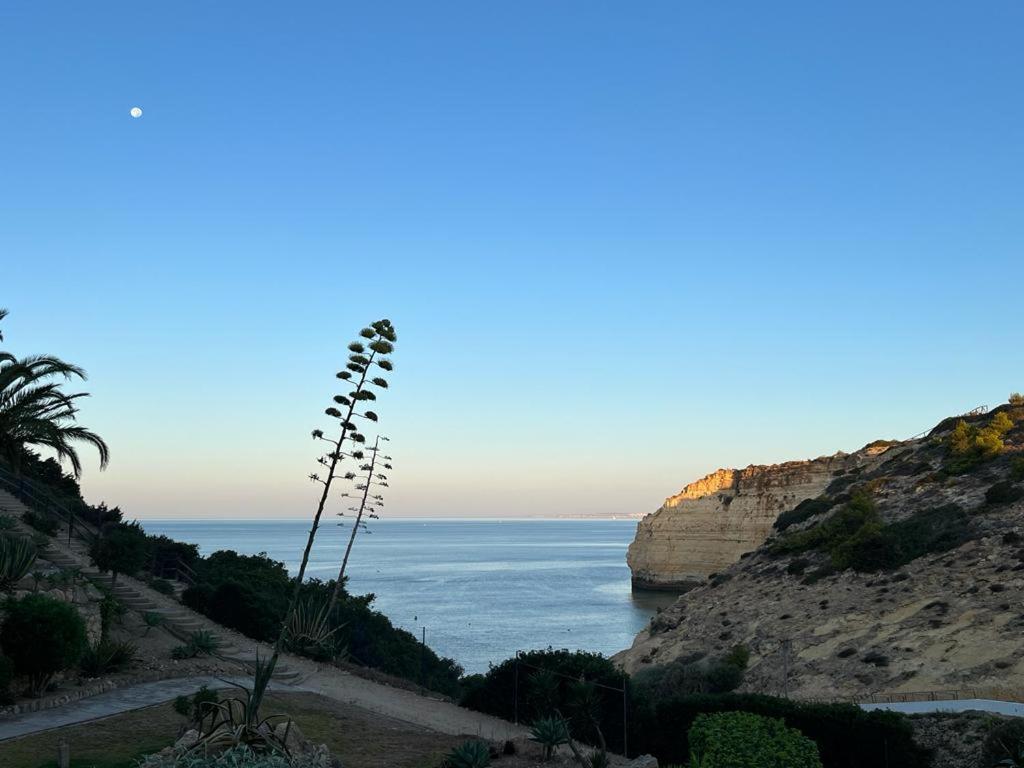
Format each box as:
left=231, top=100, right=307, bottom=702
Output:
left=129, top=107, right=143, bottom=118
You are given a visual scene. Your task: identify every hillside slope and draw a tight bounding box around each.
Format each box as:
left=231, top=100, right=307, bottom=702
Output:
left=616, top=401, right=1024, bottom=700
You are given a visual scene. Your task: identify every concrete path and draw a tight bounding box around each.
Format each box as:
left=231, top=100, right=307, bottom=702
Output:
left=0, top=670, right=526, bottom=744
left=0, top=677, right=299, bottom=741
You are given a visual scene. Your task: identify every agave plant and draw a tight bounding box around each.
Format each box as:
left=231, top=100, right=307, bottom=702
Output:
left=285, top=594, right=342, bottom=659
left=0, top=533, right=37, bottom=592
left=444, top=739, right=492, bottom=768
left=195, top=656, right=292, bottom=755
left=529, top=716, right=569, bottom=761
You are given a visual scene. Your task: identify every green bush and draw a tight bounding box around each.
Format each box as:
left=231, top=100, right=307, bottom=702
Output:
left=149, top=577, right=175, bottom=595
left=0, top=593, right=88, bottom=696
left=946, top=413, right=1015, bottom=473
left=461, top=649, right=628, bottom=753
left=982, top=717, right=1024, bottom=767
left=0, top=514, right=17, bottom=530
left=182, top=549, right=463, bottom=697
left=22, top=510, right=59, bottom=536
left=173, top=685, right=219, bottom=726
left=443, top=739, right=491, bottom=768
left=1013, top=457, right=1024, bottom=482
left=774, top=498, right=837, bottom=532
left=170, top=630, right=220, bottom=660
left=631, top=652, right=746, bottom=704
left=772, top=494, right=969, bottom=573
left=90, top=522, right=151, bottom=583
left=629, top=693, right=929, bottom=768
left=986, top=481, right=1024, bottom=506
left=688, top=711, right=822, bottom=768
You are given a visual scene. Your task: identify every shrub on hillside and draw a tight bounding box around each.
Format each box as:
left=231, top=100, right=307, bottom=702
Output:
left=774, top=498, right=837, bottom=532
left=0, top=593, right=88, bottom=696
left=173, top=685, right=219, bottom=726
left=182, top=549, right=463, bottom=697
left=1013, top=457, right=1024, bottom=482
left=629, top=692, right=929, bottom=768
left=982, top=717, right=1024, bottom=767
left=946, top=413, right=1015, bottom=474
left=461, top=649, right=628, bottom=753
left=22, top=510, right=59, bottom=536
left=986, top=481, right=1024, bottom=506
left=688, top=711, right=822, bottom=768
left=632, top=649, right=748, bottom=703
left=90, top=522, right=151, bottom=583
left=772, top=494, right=969, bottom=573
left=149, top=577, right=175, bottom=595
left=1011, top=393, right=1024, bottom=407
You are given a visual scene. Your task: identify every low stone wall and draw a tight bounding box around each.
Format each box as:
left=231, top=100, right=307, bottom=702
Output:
left=1, top=668, right=200, bottom=718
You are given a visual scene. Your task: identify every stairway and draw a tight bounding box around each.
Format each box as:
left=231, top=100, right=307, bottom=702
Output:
left=0, top=488, right=304, bottom=683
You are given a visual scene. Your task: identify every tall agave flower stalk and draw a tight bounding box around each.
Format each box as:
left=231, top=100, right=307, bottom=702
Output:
left=327, top=435, right=392, bottom=615
left=252, top=319, right=396, bottom=714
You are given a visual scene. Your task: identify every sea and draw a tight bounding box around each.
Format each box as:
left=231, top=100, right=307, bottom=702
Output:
left=138, top=518, right=676, bottom=674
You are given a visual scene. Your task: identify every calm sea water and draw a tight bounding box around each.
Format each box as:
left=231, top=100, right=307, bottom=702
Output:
left=139, top=518, right=674, bottom=673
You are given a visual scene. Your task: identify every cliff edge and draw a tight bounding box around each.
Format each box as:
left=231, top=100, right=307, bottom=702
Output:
left=627, top=448, right=890, bottom=590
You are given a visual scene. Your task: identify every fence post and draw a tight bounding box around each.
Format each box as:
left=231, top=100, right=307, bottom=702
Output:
left=622, top=683, right=628, bottom=758
left=513, top=653, right=519, bottom=726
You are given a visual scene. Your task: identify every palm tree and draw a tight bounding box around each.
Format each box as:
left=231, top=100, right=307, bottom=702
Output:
left=0, top=309, right=109, bottom=478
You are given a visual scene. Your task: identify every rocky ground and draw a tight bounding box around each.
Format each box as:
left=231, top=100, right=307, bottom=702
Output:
left=616, top=405, right=1024, bottom=701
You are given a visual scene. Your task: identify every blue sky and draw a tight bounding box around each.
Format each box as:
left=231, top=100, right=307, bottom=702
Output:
left=1, top=2, right=1021, bottom=518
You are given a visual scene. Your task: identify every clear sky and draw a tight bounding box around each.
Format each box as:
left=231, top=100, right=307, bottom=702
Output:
left=1, top=2, right=1021, bottom=519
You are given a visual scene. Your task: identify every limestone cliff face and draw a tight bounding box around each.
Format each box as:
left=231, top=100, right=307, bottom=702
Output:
left=627, top=453, right=872, bottom=590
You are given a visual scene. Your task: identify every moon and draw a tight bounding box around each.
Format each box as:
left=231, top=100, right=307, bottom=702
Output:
left=129, top=107, right=143, bottom=118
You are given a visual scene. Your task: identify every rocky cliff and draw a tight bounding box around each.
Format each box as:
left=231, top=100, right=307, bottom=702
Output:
left=627, top=449, right=888, bottom=590
left=615, top=402, right=1024, bottom=701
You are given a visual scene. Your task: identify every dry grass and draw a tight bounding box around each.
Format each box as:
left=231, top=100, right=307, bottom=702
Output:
left=0, top=691, right=465, bottom=768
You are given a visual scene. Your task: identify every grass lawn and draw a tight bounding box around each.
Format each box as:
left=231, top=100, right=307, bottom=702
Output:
left=0, top=691, right=465, bottom=768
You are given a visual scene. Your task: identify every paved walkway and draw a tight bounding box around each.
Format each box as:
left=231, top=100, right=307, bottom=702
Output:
left=0, top=677, right=291, bottom=741
left=0, top=670, right=526, bottom=743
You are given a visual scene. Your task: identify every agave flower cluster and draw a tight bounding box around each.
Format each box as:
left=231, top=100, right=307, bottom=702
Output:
left=308, top=319, right=395, bottom=492
left=326, top=435, right=393, bottom=613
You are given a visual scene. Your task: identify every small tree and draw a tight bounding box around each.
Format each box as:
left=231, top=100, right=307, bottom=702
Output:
left=90, top=522, right=151, bottom=584
left=1, top=593, right=88, bottom=696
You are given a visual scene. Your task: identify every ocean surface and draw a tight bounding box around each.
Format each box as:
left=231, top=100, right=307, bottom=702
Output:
left=139, top=518, right=675, bottom=674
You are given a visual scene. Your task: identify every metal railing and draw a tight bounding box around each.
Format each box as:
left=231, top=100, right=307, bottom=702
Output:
left=0, top=464, right=98, bottom=546
left=0, top=464, right=196, bottom=587
left=851, top=687, right=1024, bottom=706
